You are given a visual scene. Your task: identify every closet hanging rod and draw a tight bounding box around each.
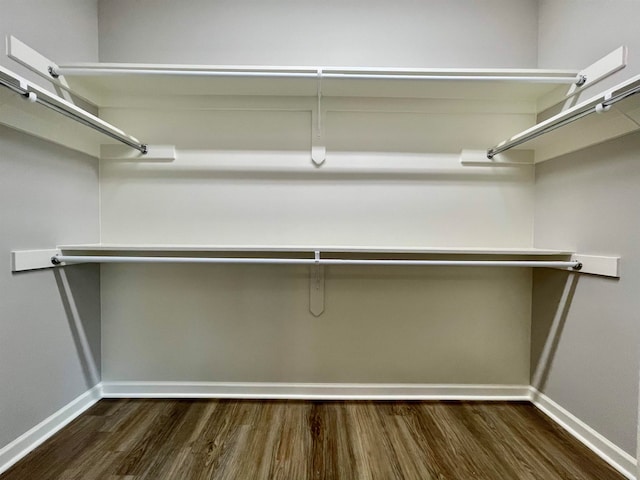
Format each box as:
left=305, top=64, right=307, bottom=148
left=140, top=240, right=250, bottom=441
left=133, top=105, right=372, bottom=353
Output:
left=0, top=76, right=148, bottom=154
left=486, top=83, right=640, bottom=159
left=51, top=67, right=581, bottom=84
left=51, top=255, right=582, bottom=270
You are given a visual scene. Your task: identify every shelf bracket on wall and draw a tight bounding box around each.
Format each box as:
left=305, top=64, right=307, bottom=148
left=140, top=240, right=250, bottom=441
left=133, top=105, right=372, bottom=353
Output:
left=552, top=254, right=620, bottom=278
left=565, top=46, right=627, bottom=99
left=460, top=149, right=534, bottom=167
left=311, top=69, right=326, bottom=166
left=309, top=250, right=325, bottom=316
left=6, top=35, right=98, bottom=106
left=101, top=144, right=177, bottom=162
left=11, top=249, right=62, bottom=271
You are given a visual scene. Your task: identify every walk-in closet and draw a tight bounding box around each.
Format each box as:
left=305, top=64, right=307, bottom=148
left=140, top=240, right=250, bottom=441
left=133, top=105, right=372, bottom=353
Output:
left=1, top=1, right=639, bottom=478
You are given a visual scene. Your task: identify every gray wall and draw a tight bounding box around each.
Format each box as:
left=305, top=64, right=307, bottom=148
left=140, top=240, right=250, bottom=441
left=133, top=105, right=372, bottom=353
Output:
left=532, top=134, right=640, bottom=456
left=538, top=0, right=640, bottom=90
left=534, top=0, right=640, bottom=457
left=98, top=0, right=538, bottom=67
left=0, top=0, right=98, bottom=81
left=95, top=0, right=540, bottom=388
left=0, top=0, right=100, bottom=453
left=538, top=0, right=640, bottom=120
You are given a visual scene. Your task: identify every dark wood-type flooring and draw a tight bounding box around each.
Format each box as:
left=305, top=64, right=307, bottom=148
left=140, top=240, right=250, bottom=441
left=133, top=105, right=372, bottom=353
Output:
left=1, top=399, right=626, bottom=480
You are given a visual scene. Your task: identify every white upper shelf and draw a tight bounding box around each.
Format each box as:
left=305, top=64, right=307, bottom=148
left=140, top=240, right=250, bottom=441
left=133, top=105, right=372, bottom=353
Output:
left=54, top=63, right=580, bottom=104
left=493, top=73, right=640, bottom=162
left=4, top=36, right=633, bottom=163
left=56, top=244, right=573, bottom=256
left=0, top=65, right=145, bottom=157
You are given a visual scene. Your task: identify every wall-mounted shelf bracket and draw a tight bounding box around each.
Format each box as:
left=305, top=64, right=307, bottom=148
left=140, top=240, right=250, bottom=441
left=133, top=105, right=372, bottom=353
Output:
left=552, top=254, right=620, bottom=278
left=565, top=46, right=627, bottom=99
left=309, top=250, right=325, bottom=316
left=460, top=149, right=534, bottom=167
left=101, top=144, right=176, bottom=161
left=537, top=46, right=627, bottom=111
left=6, top=35, right=96, bottom=105
left=11, top=249, right=61, bottom=272
left=311, top=69, right=326, bottom=166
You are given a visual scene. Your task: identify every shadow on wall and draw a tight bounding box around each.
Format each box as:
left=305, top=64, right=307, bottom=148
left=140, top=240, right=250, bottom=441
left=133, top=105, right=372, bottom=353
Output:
left=54, top=265, right=101, bottom=388
left=530, top=270, right=580, bottom=391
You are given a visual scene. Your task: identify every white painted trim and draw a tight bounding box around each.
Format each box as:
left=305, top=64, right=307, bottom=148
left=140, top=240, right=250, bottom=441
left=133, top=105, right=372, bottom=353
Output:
left=0, top=383, right=102, bottom=476
left=530, top=387, right=637, bottom=480
left=101, top=381, right=530, bottom=400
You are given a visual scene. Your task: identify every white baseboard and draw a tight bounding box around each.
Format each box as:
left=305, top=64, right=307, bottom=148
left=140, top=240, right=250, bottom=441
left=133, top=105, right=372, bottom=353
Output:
left=101, top=381, right=531, bottom=401
left=0, top=383, right=102, bottom=476
left=529, top=387, right=637, bottom=480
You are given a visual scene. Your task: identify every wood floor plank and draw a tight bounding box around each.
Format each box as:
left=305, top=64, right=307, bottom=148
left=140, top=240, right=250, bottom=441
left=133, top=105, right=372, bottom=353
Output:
left=349, top=401, right=416, bottom=480
left=114, top=400, right=186, bottom=476
left=405, top=402, right=483, bottom=479
left=0, top=399, right=626, bottom=480
left=267, top=401, right=309, bottom=479
left=189, top=400, right=250, bottom=480
left=309, top=401, right=336, bottom=479
left=499, top=402, right=624, bottom=480
left=381, top=405, right=441, bottom=479
left=458, top=402, right=557, bottom=480
left=1, top=415, right=107, bottom=480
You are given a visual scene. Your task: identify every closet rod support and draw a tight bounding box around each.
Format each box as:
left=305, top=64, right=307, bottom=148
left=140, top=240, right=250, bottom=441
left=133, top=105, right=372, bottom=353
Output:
left=50, top=255, right=582, bottom=270
left=52, top=67, right=580, bottom=84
